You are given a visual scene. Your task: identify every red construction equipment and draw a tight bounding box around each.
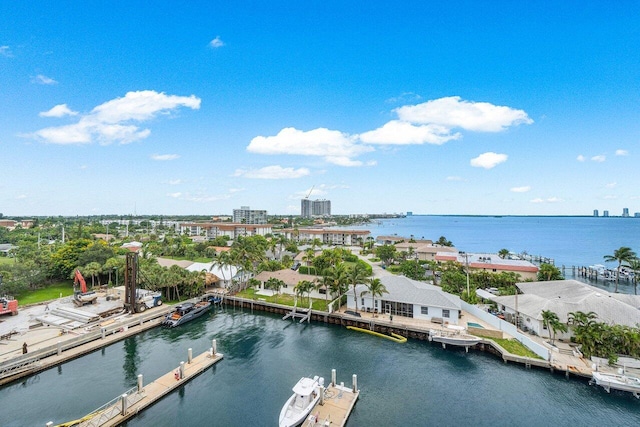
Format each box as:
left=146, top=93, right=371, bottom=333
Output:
left=74, top=269, right=88, bottom=293
left=73, top=269, right=97, bottom=306
left=0, top=296, right=18, bottom=316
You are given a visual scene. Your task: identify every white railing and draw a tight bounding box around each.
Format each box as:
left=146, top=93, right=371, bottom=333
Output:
left=460, top=301, right=550, bottom=360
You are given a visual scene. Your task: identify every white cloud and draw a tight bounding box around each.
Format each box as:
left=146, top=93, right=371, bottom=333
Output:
left=32, top=74, right=57, bottom=85
left=358, top=120, right=461, bottom=145
left=168, top=192, right=182, bottom=198
left=248, top=127, right=373, bottom=165
left=16, top=194, right=27, bottom=199
left=470, top=152, right=508, bottom=169
left=151, top=154, right=180, bottom=161
left=209, top=36, right=225, bottom=48
left=446, top=176, right=465, bottom=181
left=576, top=154, right=585, bottom=162
left=603, top=195, right=618, bottom=200
left=39, top=104, right=78, bottom=118
left=616, top=149, right=628, bottom=156
left=229, top=188, right=244, bottom=193
left=530, top=197, right=563, bottom=203
left=32, top=90, right=201, bottom=145
left=591, top=155, right=606, bottom=162
left=605, top=182, right=617, bottom=189
left=385, top=92, right=422, bottom=104
left=394, top=96, right=533, bottom=132
left=510, top=186, right=531, bottom=193
left=166, top=179, right=183, bottom=185
left=233, top=165, right=310, bottom=179
left=0, top=45, right=12, bottom=57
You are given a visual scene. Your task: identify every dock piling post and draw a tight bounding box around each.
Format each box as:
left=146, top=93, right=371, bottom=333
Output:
left=188, top=348, right=193, bottom=364
left=352, top=374, right=358, bottom=392
left=46, top=422, right=53, bottom=427
left=120, top=393, right=128, bottom=415
left=57, top=341, right=62, bottom=356
left=179, top=361, right=185, bottom=379
left=137, top=374, right=143, bottom=392
left=140, top=317, right=143, bottom=326
left=331, top=369, right=336, bottom=387
left=212, top=339, right=217, bottom=355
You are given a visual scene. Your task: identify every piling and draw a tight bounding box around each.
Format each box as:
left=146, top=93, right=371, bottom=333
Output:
left=352, top=374, right=358, bottom=392
left=120, top=393, right=128, bottom=415
left=179, top=361, right=185, bottom=379
left=188, top=348, right=193, bottom=364
left=137, top=374, right=143, bottom=392
left=331, top=368, right=336, bottom=386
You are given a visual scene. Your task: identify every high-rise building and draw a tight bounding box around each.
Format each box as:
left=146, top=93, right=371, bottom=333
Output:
left=593, top=210, right=599, bottom=217
left=622, top=208, right=630, bottom=217
left=603, top=210, right=609, bottom=217
left=301, top=198, right=331, bottom=218
left=233, top=206, right=267, bottom=224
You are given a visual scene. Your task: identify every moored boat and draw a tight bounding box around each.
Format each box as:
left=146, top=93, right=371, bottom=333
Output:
left=162, top=297, right=214, bottom=327
left=591, top=369, right=640, bottom=397
left=429, top=325, right=481, bottom=351
left=279, top=376, right=323, bottom=427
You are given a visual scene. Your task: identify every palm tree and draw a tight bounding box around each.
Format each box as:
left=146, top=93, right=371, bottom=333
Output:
left=325, top=263, right=348, bottom=301
left=604, top=246, right=637, bottom=293
left=498, top=249, right=510, bottom=259
left=348, top=263, right=370, bottom=313
left=541, top=310, right=567, bottom=345
left=568, top=311, right=598, bottom=357
left=362, top=277, right=388, bottom=316
left=210, top=250, right=232, bottom=289
left=627, top=258, right=640, bottom=295
left=294, top=280, right=314, bottom=306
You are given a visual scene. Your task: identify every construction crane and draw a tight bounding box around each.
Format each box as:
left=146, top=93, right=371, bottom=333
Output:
left=305, top=185, right=315, bottom=199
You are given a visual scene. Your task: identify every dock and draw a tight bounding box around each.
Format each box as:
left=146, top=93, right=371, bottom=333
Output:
left=305, top=370, right=359, bottom=427
left=53, top=345, right=223, bottom=427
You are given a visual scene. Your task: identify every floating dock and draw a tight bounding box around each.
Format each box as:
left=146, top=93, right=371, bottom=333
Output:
left=53, top=345, right=223, bottom=427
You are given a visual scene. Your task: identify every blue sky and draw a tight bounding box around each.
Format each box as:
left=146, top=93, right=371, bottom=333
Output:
left=2, top=2, right=639, bottom=217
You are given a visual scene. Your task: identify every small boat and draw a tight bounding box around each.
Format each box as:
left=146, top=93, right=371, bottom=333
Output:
left=591, top=369, right=640, bottom=397
left=279, top=376, right=323, bottom=427
left=162, top=297, right=214, bottom=327
left=429, top=325, right=481, bottom=351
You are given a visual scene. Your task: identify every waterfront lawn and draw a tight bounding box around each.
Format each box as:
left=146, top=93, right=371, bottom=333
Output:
left=16, top=281, right=75, bottom=306
left=236, top=288, right=329, bottom=311
left=490, top=337, right=542, bottom=359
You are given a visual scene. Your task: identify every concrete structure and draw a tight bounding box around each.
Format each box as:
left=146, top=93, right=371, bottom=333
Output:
left=179, top=222, right=272, bottom=239
left=435, top=252, right=539, bottom=280
left=283, top=228, right=370, bottom=246
left=0, top=219, right=34, bottom=230
left=348, top=275, right=462, bottom=325
left=603, top=210, right=609, bottom=217
left=301, top=198, right=331, bottom=218
left=622, top=207, right=630, bottom=217
left=232, top=206, right=267, bottom=224
left=483, top=280, right=640, bottom=340
left=593, top=209, right=599, bottom=217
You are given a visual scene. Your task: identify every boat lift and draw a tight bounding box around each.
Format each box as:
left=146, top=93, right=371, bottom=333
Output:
left=282, top=297, right=312, bottom=323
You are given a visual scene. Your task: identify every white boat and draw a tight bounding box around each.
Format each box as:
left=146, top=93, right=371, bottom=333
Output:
left=591, top=370, right=640, bottom=397
left=279, top=376, right=323, bottom=427
left=429, top=325, right=481, bottom=351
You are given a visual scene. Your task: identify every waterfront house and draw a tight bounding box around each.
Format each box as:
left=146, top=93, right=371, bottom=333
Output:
left=435, top=252, right=538, bottom=281
left=253, top=269, right=325, bottom=299
left=347, top=275, right=462, bottom=325
left=156, top=258, right=240, bottom=289
left=483, top=280, right=640, bottom=340
left=282, top=228, right=370, bottom=246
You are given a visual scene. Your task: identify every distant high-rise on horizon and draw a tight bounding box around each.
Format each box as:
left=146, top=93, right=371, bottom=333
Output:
left=593, top=209, right=599, bottom=217
left=622, top=208, right=630, bottom=217
left=233, top=206, right=267, bottom=224
left=603, top=210, right=609, bottom=217
left=301, top=198, right=331, bottom=218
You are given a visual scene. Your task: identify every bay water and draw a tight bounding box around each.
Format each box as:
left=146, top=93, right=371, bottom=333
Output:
left=1, top=308, right=639, bottom=426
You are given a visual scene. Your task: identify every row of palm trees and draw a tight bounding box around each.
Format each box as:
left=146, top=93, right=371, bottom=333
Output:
left=568, top=310, right=640, bottom=362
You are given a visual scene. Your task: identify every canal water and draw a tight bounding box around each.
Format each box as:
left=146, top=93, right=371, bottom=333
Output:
left=1, top=307, right=639, bottom=426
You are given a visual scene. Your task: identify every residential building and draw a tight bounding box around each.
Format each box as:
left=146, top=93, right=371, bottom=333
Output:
left=233, top=206, right=267, bottom=224
left=435, top=252, right=539, bottom=281
left=622, top=208, right=630, bottom=217
left=300, top=198, right=331, bottom=218
left=179, top=222, right=272, bottom=239
left=0, top=219, right=34, bottom=230
left=283, top=228, right=370, bottom=246
left=347, top=275, right=462, bottom=325
left=603, top=210, right=609, bottom=217
left=253, top=269, right=322, bottom=296
left=480, top=280, right=640, bottom=340
left=593, top=210, right=599, bottom=217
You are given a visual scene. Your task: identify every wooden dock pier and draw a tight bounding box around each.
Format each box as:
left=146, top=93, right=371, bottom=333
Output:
left=309, top=382, right=359, bottom=427
left=53, top=347, right=223, bottom=427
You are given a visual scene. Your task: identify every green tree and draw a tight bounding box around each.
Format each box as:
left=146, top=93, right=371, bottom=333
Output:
left=400, top=260, right=426, bottom=281
left=541, top=310, right=567, bottom=345
left=604, top=246, right=637, bottom=293
left=348, top=263, right=370, bottom=312
left=628, top=258, right=640, bottom=295
left=537, top=263, right=564, bottom=281
left=436, top=236, right=453, bottom=247
left=375, top=245, right=397, bottom=267
left=498, top=249, right=510, bottom=259
left=440, top=270, right=467, bottom=295
left=265, top=277, right=284, bottom=301
left=325, top=263, right=348, bottom=300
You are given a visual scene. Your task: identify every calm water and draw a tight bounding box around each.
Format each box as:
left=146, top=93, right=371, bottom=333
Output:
left=2, top=308, right=639, bottom=426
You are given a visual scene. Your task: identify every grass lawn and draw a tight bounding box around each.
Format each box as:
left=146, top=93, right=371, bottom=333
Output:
left=0, top=257, right=14, bottom=266
left=166, top=256, right=211, bottom=263
left=16, top=281, right=75, bottom=306
left=489, top=337, right=543, bottom=359
left=236, top=288, right=330, bottom=312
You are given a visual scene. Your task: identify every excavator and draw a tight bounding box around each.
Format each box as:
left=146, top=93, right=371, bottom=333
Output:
left=73, top=269, right=98, bottom=307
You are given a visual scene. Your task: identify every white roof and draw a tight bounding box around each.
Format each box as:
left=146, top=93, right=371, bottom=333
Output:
left=359, top=275, right=461, bottom=310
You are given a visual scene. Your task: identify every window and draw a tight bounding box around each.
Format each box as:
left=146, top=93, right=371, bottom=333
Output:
left=319, top=288, right=326, bottom=294
left=361, top=298, right=365, bottom=306
left=443, top=309, right=450, bottom=318
left=374, top=300, right=378, bottom=308
left=420, top=306, right=429, bottom=315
